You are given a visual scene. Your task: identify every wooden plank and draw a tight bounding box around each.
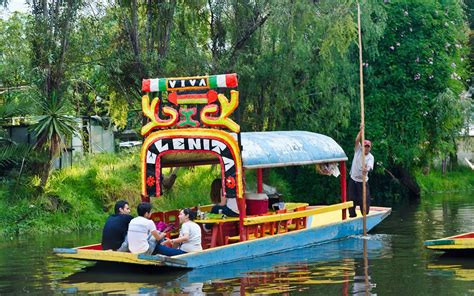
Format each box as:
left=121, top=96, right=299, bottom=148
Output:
left=53, top=248, right=77, bottom=254
left=54, top=248, right=187, bottom=267
left=425, top=238, right=474, bottom=250
left=138, top=254, right=188, bottom=267
left=426, top=244, right=474, bottom=250
left=449, top=232, right=474, bottom=239
left=194, top=217, right=240, bottom=223
left=243, top=202, right=353, bottom=225
left=424, top=239, right=455, bottom=246
left=283, top=202, right=310, bottom=211
left=56, top=249, right=166, bottom=266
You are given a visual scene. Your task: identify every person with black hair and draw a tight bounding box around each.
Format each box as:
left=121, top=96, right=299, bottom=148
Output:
left=209, top=178, right=239, bottom=217
left=156, top=208, right=202, bottom=256
left=101, top=200, right=133, bottom=250
left=127, top=202, right=166, bottom=255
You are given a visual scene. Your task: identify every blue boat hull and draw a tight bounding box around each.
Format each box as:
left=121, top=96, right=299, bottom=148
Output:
left=178, top=208, right=391, bottom=268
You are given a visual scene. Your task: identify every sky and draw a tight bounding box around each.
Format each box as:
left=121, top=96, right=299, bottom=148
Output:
left=1, top=1, right=28, bottom=19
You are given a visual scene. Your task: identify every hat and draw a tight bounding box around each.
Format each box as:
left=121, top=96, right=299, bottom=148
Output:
left=363, top=140, right=372, bottom=147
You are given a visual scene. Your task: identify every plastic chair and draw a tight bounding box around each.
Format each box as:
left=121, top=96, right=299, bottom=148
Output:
left=164, top=210, right=180, bottom=229
left=150, top=212, right=164, bottom=223
left=292, top=206, right=308, bottom=230
left=275, top=209, right=289, bottom=233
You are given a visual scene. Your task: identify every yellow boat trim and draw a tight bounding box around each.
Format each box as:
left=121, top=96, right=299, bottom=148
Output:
left=56, top=249, right=187, bottom=266
left=243, top=202, right=353, bottom=225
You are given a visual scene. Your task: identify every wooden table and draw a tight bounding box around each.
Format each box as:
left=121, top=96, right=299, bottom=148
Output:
left=195, top=217, right=240, bottom=248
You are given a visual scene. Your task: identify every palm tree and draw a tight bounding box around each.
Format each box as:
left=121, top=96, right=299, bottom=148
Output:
left=30, top=94, right=77, bottom=187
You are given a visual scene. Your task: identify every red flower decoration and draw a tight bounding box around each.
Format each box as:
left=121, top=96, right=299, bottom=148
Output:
left=146, top=176, right=156, bottom=187
left=225, top=176, right=236, bottom=189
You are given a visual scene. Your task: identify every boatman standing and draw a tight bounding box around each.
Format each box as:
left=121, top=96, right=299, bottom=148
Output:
left=348, top=125, right=374, bottom=218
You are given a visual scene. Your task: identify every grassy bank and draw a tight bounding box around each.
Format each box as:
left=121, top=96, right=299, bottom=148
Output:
left=3, top=147, right=471, bottom=237
left=0, top=149, right=142, bottom=236
left=416, top=167, right=474, bottom=195
left=0, top=149, right=295, bottom=236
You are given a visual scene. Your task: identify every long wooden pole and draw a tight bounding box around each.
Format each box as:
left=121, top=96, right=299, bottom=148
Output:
left=357, top=2, right=367, bottom=236
left=358, top=4, right=370, bottom=294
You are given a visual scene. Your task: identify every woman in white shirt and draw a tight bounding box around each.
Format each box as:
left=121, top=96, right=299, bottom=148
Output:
left=157, top=208, right=202, bottom=256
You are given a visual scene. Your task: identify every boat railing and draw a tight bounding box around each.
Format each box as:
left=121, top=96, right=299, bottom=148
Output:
left=243, top=201, right=353, bottom=225
left=222, top=201, right=354, bottom=243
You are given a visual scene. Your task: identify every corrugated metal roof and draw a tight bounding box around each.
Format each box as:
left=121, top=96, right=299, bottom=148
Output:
left=241, top=131, right=347, bottom=169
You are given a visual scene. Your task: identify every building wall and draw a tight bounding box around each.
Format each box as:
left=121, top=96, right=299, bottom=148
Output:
left=457, top=136, right=473, bottom=167
left=2, top=117, right=114, bottom=170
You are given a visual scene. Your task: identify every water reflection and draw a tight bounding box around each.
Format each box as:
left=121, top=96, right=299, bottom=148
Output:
left=427, top=256, right=474, bottom=282
left=56, top=236, right=390, bottom=295
left=2, top=192, right=473, bottom=294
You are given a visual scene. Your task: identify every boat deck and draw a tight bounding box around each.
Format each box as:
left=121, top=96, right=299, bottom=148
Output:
left=54, top=205, right=391, bottom=268
left=424, top=232, right=474, bottom=252
left=310, top=206, right=388, bottom=227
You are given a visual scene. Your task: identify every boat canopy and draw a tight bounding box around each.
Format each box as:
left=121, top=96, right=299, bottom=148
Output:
left=160, top=131, right=347, bottom=169
left=241, top=131, right=347, bottom=169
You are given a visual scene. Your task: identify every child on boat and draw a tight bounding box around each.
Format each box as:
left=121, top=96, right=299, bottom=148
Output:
left=127, top=202, right=167, bottom=255
left=156, top=208, right=202, bottom=256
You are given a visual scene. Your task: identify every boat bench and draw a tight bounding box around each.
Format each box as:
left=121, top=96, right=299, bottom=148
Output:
left=225, top=201, right=354, bottom=244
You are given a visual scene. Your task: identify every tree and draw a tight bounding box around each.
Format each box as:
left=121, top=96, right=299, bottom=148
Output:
left=0, top=12, right=31, bottom=92
left=30, top=94, right=77, bottom=187
left=363, top=0, right=470, bottom=197
left=28, top=0, right=84, bottom=187
left=0, top=12, right=35, bottom=177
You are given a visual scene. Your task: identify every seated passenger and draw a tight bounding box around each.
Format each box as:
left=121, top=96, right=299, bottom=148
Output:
left=209, top=178, right=239, bottom=217
left=101, top=200, right=133, bottom=250
left=157, top=208, right=202, bottom=256
left=127, top=202, right=166, bottom=255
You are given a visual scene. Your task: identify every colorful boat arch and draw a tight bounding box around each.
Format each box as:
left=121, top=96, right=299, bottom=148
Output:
left=141, top=128, right=243, bottom=200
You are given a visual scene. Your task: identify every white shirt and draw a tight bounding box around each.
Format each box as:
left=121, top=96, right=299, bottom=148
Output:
left=350, top=144, right=374, bottom=183
left=127, top=216, right=157, bottom=254
left=226, top=197, right=239, bottom=214
left=179, top=221, right=202, bottom=253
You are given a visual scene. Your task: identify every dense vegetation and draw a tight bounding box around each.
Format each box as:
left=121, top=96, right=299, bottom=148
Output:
left=0, top=1, right=472, bottom=235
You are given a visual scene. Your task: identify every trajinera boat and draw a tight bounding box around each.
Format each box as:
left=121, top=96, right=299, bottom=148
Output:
left=424, top=232, right=474, bottom=254
left=54, top=73, right=391, bottom=269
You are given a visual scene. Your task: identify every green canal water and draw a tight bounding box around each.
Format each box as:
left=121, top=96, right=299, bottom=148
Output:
left=1, top=192, right=473, bottom=295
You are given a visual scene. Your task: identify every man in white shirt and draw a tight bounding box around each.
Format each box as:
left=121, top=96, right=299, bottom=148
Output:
left=127, top=202, right=166, bottom=255
left=348, top=125, right=374, bottom=218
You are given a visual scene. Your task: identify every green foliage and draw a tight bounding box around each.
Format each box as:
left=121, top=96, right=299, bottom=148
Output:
left=276, top=166, right=342, bottom=205
left=106, top=91, right=129, bottom=129
left=364, top=0, right=470, bottom=172
left=234, top=1, right=362, bottom=135
left=30, top=94, right=78, bottom=151
left=415, top=167, right=474, bottom=195
left=0, top=12, right=31, bottom=89
left=0, top=143, right=31, bottom=170
left=0, top=149, right=143, bottom=236
left=46, top=149, right=142, bottom=210
left=153, top=166, right=221, bottom=211
left=29, top=93, right=78, bottom=186
left=0, top=0, right=472, bottom=231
